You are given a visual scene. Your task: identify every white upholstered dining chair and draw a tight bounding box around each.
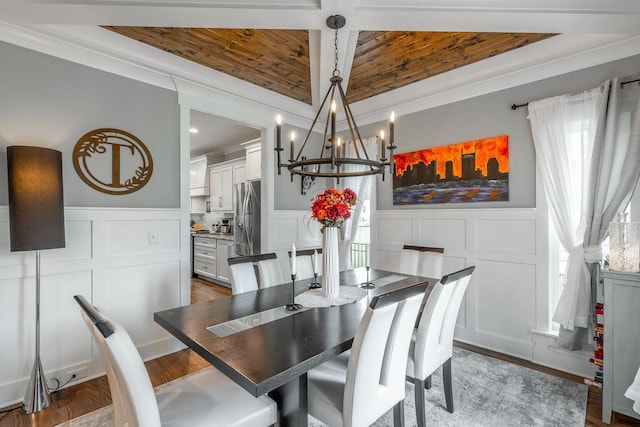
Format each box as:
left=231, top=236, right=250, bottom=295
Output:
left=396, top=247, right=421, bottom=275
left=406, top=265, right=475, bottom=427
left=73, top=295, right=278, bottom=427
left=256, top=255, right=286, bottom=288
left=288, top=248, right=322, bottom=280
left=228, top=256, right=260, bottom=295
left=229, top=253, right=286, bottom=293
left=397, top=245, right=444, bottom=278
left=307, top=282, right=429, bottom=427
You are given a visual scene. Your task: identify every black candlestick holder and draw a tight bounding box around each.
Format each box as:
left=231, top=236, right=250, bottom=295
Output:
left=359, top=266, right=375, bottom=289
left=309, top=272, right=321, bottom=289
left=286, top=274, right=303, bottom=311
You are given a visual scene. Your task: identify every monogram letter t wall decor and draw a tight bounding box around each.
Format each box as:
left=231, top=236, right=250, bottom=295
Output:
left=73, top=128, right=153, bottom=195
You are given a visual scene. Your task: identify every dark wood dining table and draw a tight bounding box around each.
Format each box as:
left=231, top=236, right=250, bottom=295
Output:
left=154, top=267, right=436, bottom=427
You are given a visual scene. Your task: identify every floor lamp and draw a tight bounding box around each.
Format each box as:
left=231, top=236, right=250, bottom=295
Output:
left=7, top=146, right=66, bottom=414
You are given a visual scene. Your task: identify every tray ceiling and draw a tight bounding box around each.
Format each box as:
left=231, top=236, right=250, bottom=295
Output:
left=105, top=27, right=554, bottom=105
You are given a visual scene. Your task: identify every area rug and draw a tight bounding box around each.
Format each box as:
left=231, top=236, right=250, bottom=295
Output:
left=57, top=347, right=587, bottom=426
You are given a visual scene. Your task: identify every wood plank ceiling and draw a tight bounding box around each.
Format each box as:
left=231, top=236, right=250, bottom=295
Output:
left=105, top=27, right=554, bottom=105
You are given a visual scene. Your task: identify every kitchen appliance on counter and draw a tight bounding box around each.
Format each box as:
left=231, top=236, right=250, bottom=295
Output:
left=233, top=180, right=261, bottom=256
left=219, top=218, right=232, bottom=234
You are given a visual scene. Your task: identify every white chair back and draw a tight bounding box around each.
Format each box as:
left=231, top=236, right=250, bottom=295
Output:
left=343, top=284, right=426, bottom=426
left=74, top=295, right=278, bottom=427
left=77, top=299, right=161, bottom=427
left=293, top=256, right=314, bottom=280
left=229, top=261, right=259, bottom=294
left=399, top=245, right=445, bottom=278
left=289, top=248, right=322, bottom=280
left=397, top=248, right=420, bottom=275
left=408, top=266, right=475, bottom=426
left=412, top=266, right=474, bottom=378
left=257, top=258, right=285, bottom=288
left=417, top=251, right=444, bottom=279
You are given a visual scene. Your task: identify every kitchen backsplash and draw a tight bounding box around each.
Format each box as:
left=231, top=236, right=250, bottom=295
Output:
left=191, top=211, right=233, bottom=231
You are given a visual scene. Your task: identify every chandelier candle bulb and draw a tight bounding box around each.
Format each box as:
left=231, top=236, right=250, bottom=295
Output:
left=330, top=100, right=336, bottom=139
left=276, top=115, right=282, bottom=148
left=389, top=112, right=395, bottom=148
left=275, top=115, right=282, bottom=175
left=290, top=131, right=296, bottom=162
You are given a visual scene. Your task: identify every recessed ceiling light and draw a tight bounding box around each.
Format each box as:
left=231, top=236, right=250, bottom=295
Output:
left=190, top=128, right=199, bottom=134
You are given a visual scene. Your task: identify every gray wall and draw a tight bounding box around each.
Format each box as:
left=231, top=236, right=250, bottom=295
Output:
left=0, top=41, right=180, bottom=208
left=371, top=54, right=640, bottom=210
left=273, top=54, right=640, bottom=211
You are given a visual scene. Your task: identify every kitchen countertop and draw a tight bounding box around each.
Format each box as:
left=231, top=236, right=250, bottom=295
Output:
left=191, top=231, right=234, bottom=241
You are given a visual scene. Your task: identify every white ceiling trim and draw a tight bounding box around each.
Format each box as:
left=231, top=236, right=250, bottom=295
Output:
left=1, top=17, right=640, bottom=132
left=350, top=10, right=640, bottom=34
left=1, top=1, right=638, bottom=34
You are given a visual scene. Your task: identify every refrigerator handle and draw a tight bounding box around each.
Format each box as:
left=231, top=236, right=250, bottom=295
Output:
left=244, top=190, right=253, bottom=255
left=235, top=184, right=243, bottom=228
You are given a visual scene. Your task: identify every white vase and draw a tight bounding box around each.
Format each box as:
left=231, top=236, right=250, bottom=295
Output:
left=322, top=226, right=340, bottom=299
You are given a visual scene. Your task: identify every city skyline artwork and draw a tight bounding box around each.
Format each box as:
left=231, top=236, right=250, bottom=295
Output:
left=393, top=135, right=509, bottom=205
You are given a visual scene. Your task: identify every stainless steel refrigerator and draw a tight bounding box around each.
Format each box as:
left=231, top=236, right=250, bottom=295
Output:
left=233, top=180, right=261, bottom=256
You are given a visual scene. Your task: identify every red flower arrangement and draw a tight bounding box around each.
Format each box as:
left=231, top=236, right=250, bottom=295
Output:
left=310, top=188, right=357, bottom=228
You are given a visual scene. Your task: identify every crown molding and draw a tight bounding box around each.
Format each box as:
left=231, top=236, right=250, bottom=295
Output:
left=1, top=21, right=640, bottom=132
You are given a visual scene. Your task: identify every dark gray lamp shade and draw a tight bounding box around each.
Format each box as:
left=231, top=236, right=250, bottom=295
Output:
left=7, top=146, right=66, bottom=252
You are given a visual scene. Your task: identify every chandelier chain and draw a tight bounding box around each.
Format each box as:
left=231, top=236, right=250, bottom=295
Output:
left=333, top=27, right=340, bottom=77
left=275, top=14, right=396, bottom=182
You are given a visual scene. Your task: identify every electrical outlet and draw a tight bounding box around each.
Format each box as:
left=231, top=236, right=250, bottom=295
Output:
left=148, top=230, right=158, bottom=244
left=67, top=366, right=88, bottom=381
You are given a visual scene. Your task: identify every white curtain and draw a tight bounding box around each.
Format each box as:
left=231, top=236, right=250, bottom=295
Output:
left=576, top=77, right=640, bottom=349
left=528, top=86, right=605, bottom=330
left=338, top=136, right=378, bottom=270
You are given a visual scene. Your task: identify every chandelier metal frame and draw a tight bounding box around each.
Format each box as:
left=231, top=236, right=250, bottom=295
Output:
left=275, top=15, right=396, bottom=182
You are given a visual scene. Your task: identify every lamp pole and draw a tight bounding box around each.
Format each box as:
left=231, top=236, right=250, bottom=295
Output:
left=23, top=250, right=51, bottom=414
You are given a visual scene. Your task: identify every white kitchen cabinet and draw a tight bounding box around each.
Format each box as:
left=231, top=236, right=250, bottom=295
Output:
left=193, top=236, right=216, bottom=279
left=244, top=141, right=261, bottom=181
left=209, top=159, right=245, bottom=212
left=234, top=163, right=246, bottom=187
left=190, top=196, right=206, bottom=214
left=189, top=156, right=210, bottom=196
left=216, top=239, right=235, bottom=283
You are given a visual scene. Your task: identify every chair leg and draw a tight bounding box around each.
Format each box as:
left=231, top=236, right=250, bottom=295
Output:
left=414, top=378, right=426, bottom=427
left=393, top=399, right=405, bottom=427
left=425, top=374, right=432, bottom=390
left=443, top=358, right=454, bottom=413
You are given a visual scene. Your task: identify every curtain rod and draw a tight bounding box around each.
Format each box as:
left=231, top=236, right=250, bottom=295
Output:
left=510, top=77, right=640, bottom=110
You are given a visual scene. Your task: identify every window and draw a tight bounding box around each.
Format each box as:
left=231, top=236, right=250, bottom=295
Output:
left=550, top=119, right=633, bottom=329
left=548, top=118, right=593, bottom=329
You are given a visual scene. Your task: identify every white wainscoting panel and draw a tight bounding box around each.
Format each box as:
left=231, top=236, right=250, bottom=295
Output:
left=103, top=262, right=181, bottom=345
left=0, top=207, right=188, bottom=408
left=442, top=255, right=467, bottom=278
left=474, top=260, right=536, bottom=349
left=377, top=217, right=414, bottom=243
left=373, top=208, right=583, bottom=370
left=105, top=219, right=180, bottom=256
left=269, top=211, right=322, bottom=251
left=416, top=218, right=466, bottom=249
left=475, top=218, right=536, bottom=254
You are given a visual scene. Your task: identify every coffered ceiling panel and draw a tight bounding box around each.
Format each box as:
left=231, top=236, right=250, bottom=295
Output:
left=105, top=27, right=554, bottom=105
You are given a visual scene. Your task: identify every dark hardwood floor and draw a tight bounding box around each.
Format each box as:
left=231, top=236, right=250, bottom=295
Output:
left=1, top=278, right=638, bottom=426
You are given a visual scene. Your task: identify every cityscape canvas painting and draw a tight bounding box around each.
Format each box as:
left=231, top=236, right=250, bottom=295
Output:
left=393, top=135, right=509, bottom=205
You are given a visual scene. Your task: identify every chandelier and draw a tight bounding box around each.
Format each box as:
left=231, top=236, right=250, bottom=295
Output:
left=275, top=14, right=396, bottom=185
